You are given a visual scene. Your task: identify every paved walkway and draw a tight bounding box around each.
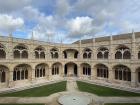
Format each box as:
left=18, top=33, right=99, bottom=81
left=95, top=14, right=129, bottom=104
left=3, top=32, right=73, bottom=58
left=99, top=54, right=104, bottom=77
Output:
left=0, top=79, right=140, bottom=105
left=66, top=77, right=78, bottom=92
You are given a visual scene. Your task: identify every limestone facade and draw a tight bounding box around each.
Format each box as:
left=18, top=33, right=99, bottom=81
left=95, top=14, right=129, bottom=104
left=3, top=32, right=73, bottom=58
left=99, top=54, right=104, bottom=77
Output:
left=0, top=31, right=140, bottom=89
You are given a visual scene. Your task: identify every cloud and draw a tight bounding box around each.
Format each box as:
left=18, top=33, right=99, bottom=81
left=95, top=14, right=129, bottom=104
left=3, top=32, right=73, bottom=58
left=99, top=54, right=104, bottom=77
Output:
left=22, top=6, right=57, bottom=41
left=67, top=16, right=98, bottom=38
left=55, top=0, right=70, bottom=17
left=69, top=0, right=140, bottom=38
left=0, top=0, right=140, bottom=43
left=0, top=14, right=24, bottom=33
left=0, top=0, right=31, bottom=13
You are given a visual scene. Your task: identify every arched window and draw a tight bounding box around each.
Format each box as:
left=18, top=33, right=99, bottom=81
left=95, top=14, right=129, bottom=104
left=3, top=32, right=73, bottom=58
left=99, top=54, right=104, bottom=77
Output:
left=0, top=65, right=8, bottom=83
left=97, top=47, right=109, bottom=59
left=13, top=64, right=30, bottom=81
left=138, top=71, right=140, bottom=83
left=83, top=48, right=92, bottom=59
left=63, top=51, right=67, bottom=58
left=63, top=49, right=79, bottom=59
left=34, top=46, right=45, bottom=59
left=136, top=68, right=140, bottom=83
left=114, top=65, right=131, bottom=81
left=96, top=64, right=108, bottom=78
left=82, top=64, right=91, bottom=76
left=35, top=64, right=47, bottom=78
left=115, top=45, right=131, bottom=59
left=52, top=63, right=60, bottom=75
left=0, top=44, right=6, bottom=59
left=74, top=51, right=78, bottom=58
left=14, top=44, right=28, bottom=59
left=50, top=48, right=59, bottom=59
left=138, top=51, right=140, bottom=59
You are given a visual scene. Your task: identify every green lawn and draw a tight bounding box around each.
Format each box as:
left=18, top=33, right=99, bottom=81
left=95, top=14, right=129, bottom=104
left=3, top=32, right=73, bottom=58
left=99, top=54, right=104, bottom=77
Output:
left=105, top=103, right=140, bottom=105
left=0, top=81, right=66, bottom=97
left=77, top=81, right=140, bottom=96
left=0, top=104, right=44, bottom=105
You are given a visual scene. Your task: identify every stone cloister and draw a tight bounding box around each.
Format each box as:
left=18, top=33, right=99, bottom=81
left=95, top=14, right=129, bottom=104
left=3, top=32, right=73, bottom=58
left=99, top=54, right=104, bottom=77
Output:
left=0, top=31, right=140, bottom=89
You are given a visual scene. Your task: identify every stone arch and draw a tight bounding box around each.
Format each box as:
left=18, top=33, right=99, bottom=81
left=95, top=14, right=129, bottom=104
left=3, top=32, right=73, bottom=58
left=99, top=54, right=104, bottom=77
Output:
left=0, top=65, right=9, bottom=83
left=113, top=64, right=131, bottom=81
left=94, top=63, right=108, bottom=78
left=138, top=51, right=140, bottom=59
left=64, top=62, right=78, bottom=77
left=0, top=43, right=6, bottom=59
left=50, top=48, right=59, bottom=59
left=35, top=63, right=48, bottom=78
left=13, top=44, right=28, bottom=59
left=80, top=63, right=91, bottom=76
left=34, top=46, right=45, bottom=59
left=115, top=45, right=131, bottom=59
left=13, top=64, right=32, bottom=81
left=136, top=67, right=140, bottom=85
left=63, top=49, right=79, bottom=59
left=83, top=48, right=92, bottom=59
left=97, top=47, right=109, bottom=59
left=51, top=62, right=62, bottom=75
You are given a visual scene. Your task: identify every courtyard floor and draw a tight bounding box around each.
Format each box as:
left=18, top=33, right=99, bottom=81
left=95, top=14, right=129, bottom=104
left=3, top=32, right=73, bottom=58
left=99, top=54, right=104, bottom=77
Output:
left=0, top=78, right=140, bottom=105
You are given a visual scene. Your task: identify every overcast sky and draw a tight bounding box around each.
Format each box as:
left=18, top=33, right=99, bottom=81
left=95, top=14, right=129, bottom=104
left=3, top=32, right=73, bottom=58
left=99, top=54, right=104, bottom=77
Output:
left=0, top=0, right=140, bottom=43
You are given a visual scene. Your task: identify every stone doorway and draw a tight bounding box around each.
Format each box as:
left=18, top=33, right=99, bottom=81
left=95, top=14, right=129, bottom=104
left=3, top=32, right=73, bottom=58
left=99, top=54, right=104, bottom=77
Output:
left=64, top=62, right=77, bottom=77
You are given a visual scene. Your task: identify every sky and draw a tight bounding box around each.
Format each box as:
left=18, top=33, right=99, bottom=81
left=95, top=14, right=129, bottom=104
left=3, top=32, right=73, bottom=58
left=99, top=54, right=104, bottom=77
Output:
left=0, top=0, right=140, bottom=43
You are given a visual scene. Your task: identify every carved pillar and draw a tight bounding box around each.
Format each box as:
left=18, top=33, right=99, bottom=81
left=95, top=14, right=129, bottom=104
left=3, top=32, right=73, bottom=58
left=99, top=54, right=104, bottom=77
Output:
left=8, top=34, right=13, bottom=60
left=31, top=68, right=35, bottom=82
left=77, top=65, right=81, bottom=78
left=131, top=30, right=136, bottom=60
left=90, top=67, right=94, bottom=80
left=79, top=40, right=82, bottom=60
left=109, top=35, right=113, bottom=60
left=108, top=66, right=114, bottom=82
left=92, top=38, right=96, bottom=60
left=60, top=65, right=64, bottom=77
left=48, top=67, right=52, bottom=80
left=8, top=70, right=14, bottom=88
left=92, top=65, right=97, bottom=80
left=131, top=71, right=137, bottom=87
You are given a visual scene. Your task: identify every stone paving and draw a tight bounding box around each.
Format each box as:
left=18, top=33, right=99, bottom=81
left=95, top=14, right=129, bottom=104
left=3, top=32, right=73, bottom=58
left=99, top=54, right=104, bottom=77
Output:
left=0, top=80, right=140, bottom=105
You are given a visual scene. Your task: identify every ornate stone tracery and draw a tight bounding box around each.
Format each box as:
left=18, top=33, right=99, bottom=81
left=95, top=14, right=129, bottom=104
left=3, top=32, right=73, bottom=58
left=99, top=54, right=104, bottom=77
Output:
left=0, top=31, right=140, bottom=89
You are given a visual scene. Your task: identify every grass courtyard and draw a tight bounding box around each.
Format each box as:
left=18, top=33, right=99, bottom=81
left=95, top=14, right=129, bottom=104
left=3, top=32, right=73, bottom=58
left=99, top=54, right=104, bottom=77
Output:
left=0, top=81, right=66, bottom=97
left=0, top=104, right=44, bottom=105
left=77, top=81, right=140, bottom=96
left=105, top=103, right=140, bottom=105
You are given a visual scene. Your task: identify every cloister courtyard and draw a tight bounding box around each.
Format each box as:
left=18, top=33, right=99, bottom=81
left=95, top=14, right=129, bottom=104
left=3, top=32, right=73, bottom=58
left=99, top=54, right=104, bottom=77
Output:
left=0, top=79, right=140, bottom=105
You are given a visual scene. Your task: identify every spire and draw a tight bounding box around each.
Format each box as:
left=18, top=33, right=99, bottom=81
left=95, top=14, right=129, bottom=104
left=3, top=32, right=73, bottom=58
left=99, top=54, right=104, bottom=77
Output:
left=79, top=38, right=81, bottom=45
left=31, top=31, right=34, bottom=40
left=110, top=34, right=113, bottom=41
left=9, top=33, right=12, bottom=37
left=132, top=29, right=135, bottom=42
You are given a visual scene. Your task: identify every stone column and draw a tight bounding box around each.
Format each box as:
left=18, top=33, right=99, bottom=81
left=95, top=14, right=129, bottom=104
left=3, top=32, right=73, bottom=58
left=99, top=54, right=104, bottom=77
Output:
left=131, top=30, right=137, bottom=60
left=7, top=34, right=13, bottom=60
left=48, top=67, right=52, bottom=80
left=92, top=66, right=97, bottom=80
left=8, top=71, right=14, bottom=88
left=78, top=40, right=82, bottom=60
left=131, top=72, right=137, bottom=87
left=77, top=65, right=81, bottom=79
left=90, top=67, right=94, bottom=80
left=60, top=65, right=64, bottom=77
left=108, top=68, right=114, bottom=82
left=31, top=68, right=35, bottom=83
left=29, top=47, right=34, bottom=60
left=92, top=38, right=96, bottom=60
left=109, top=35, right=114, bottom=60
